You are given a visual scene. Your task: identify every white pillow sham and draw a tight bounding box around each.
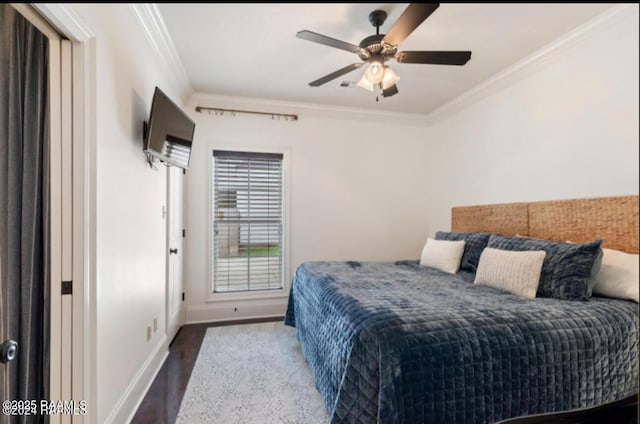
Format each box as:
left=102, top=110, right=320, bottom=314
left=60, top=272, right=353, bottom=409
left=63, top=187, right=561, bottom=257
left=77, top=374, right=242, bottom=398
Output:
left=474, top=247, right=546, bottom=298
left=592, top=248, right=639, bottom=302
left=420, top=238, right=465, bottom=274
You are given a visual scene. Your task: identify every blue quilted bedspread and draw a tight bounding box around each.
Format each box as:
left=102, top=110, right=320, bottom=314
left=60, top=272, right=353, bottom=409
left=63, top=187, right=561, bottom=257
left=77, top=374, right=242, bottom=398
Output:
left=284, top=261, right=639, bottom=424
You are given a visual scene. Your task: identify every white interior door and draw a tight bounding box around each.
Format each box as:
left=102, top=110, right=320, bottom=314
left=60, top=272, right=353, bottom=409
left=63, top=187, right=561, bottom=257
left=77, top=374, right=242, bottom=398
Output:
left=167, top=166, right=185, bottom=343
left=46, top=32, right=74, bottom=424
left=12, top=6, right=75, bottom=423
left=17, top=4, right=93, bottom=422
left=10, top=6, right=73, bottom=423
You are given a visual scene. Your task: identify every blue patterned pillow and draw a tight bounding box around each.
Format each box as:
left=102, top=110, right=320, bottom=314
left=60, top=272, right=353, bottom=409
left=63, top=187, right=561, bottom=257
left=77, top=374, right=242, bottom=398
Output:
left=566, top=241, right=603, bottom=297
left=487, top=235, right=602, bottom=300
left=435, top=231, right=491, bottom=272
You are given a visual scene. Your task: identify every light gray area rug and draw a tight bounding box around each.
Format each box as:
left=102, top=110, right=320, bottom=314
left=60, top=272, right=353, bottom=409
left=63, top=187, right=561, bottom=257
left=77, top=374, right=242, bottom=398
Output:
left=176, top=322, right=329, bottom=424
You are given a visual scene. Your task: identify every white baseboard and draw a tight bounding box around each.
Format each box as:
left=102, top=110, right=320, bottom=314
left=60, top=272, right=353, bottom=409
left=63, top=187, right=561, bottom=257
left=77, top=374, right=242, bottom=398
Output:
left=103, top=336, right=169, bottom=424
left=186, top=298, right=287, bottom=324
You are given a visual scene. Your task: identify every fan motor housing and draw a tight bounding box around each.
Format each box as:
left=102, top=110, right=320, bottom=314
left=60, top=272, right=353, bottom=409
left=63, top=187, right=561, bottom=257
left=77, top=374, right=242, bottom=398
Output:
left=358, top=34, right=396, bottom=60
left=358, top=9, right=395, bottom=60
left=359, top=34, right=384, bottom=50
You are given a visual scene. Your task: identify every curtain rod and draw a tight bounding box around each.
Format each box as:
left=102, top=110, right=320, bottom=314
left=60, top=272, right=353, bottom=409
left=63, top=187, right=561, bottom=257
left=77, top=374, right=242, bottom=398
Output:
left=195, top=106, right=298, bottom=121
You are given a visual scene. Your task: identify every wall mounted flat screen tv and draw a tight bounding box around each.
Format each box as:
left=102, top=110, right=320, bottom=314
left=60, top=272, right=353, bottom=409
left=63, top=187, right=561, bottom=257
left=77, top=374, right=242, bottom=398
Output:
left=144, top=87, right=195, bottom=169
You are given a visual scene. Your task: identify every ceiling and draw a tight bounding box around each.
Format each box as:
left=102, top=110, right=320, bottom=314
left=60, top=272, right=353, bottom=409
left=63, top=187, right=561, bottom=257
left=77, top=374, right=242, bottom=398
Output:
left=157, top=3, right=614, bottom=116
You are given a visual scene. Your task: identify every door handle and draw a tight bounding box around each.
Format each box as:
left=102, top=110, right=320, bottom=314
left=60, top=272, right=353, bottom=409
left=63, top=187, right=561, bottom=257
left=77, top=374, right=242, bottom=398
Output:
left=0, top=340, right=18, bottom=364
left=169, top=248, right=178, bottom=255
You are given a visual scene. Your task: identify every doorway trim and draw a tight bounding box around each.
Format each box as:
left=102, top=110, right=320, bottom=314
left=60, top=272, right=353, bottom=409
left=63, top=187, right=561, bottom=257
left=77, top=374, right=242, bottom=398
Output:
left=25, top=3, right=97, bottom=423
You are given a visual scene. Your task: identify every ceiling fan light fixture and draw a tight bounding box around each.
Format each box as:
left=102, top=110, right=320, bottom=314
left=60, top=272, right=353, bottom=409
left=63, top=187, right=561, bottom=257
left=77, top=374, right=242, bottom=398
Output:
left=357, top=74, right=375, bottom=92
left=380, top=66, right=400, bottom=90
left=363, top=60, right=384, bottom=85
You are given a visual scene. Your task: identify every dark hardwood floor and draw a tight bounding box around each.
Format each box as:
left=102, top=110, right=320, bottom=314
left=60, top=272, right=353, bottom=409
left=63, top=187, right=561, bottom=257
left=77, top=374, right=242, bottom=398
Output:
left=129, top=323, right=207, bottom=424
left=130, top=317, right=282, bottom=424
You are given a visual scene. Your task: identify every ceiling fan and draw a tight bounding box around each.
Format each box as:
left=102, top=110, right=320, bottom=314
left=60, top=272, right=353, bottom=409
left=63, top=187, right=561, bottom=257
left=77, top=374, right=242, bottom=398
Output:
left=297, top=3, right=471, bottom=98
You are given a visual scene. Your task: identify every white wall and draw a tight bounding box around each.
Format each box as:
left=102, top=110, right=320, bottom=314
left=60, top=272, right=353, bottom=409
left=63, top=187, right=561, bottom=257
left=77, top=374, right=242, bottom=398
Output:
left=183, top=95, right=432, bottom=323
left=424, top=6, right=639, bottom=234
left=65, top=4, right=189, bottom=423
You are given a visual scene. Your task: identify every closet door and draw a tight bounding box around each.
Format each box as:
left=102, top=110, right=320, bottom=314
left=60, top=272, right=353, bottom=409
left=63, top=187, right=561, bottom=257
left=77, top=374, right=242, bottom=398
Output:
left=0, top=4, right=75, bottom=424
left=55, top=38, right=75, bottom=424
left=7, top=5, right=76, bottom=424
left=43, top=28, right=77, bottom=424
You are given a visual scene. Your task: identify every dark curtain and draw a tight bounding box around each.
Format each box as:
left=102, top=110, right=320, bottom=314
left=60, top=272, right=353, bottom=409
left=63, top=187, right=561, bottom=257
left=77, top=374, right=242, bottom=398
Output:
left=0, top=4, right=50, bottom=423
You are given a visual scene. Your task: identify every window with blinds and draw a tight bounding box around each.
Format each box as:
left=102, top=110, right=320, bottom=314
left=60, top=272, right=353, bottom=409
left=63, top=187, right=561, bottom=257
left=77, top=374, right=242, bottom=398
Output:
left=212, top=150, right=284, bottom=293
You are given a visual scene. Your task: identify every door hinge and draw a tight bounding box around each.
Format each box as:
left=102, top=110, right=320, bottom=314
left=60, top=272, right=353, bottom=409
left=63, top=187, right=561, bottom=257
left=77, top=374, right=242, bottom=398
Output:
left=182, top=169, right=186, bottom=175
left=182, top=292, right=185, bottom=301
left=62, top=281, right=73, bottom=295
left=182, top=229, right=186, bottom=238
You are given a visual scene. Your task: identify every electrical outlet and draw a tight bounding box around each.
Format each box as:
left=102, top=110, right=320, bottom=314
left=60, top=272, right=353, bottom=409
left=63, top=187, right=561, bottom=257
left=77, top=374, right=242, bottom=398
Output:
left=146, top=325, right=152, bottom=341
left=153, top=318, right=157, bottom=332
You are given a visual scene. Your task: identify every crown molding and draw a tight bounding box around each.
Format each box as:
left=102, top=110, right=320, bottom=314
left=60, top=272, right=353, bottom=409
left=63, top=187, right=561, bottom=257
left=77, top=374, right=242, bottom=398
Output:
left=31, top=3, right=95, bottom=42
left=425, top=4, right=638, bottom=125
left=189, top=92, right=432, bottom=127
left=130, top=3, right=192, bottom=104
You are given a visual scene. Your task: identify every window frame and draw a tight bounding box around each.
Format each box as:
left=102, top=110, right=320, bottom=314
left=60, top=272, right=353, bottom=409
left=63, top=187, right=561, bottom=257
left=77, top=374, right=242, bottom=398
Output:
left=207, top=147, right=290, bottom=302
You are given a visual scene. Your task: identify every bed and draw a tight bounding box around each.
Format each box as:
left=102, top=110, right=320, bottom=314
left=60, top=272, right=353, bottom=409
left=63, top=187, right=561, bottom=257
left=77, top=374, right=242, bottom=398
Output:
left=284, top=195, right=639, bottom=424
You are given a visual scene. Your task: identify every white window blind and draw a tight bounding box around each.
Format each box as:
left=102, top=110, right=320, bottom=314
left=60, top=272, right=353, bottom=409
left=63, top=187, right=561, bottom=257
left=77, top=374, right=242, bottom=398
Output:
left=212, top=150, right=284, bottom=292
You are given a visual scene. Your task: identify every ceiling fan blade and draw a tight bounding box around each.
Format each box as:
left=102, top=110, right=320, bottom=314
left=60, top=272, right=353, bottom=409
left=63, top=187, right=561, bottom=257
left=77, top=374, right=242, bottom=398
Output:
left=396, top=51, right=471, bottom=65
left=297, top=30, right=367, bottom=56
left=309, top=63, right=363, bottom=87
left=382, top=3, right=439, bottom=46
left=381, top=84, right=399, bottom=98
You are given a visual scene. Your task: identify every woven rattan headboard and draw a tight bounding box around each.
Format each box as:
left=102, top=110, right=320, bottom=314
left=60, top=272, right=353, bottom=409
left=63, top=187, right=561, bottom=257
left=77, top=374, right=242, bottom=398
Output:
left=451, top=202, right=528, bottom=236
left=451, top=195, right=639, bottom=254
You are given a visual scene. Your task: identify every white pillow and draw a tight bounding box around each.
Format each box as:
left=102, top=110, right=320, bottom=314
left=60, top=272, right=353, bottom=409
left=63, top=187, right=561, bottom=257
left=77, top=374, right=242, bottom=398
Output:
left=420, top=238, right=465, bottom=274
left=474, top=247, right=546, bottom=298
left=592, top=248, right=639, bottom=302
